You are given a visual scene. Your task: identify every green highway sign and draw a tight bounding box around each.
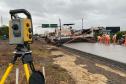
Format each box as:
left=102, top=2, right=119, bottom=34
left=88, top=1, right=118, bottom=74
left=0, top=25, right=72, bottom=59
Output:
left=50, top=24, right=58, bottom=28
left=42, top=24, right=58, bottom=28
left=42, top=24, right=50, bottom=28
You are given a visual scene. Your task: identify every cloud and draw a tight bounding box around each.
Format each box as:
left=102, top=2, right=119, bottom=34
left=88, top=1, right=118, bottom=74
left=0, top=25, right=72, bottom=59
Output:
left=0, top=0, right=126, bottom=33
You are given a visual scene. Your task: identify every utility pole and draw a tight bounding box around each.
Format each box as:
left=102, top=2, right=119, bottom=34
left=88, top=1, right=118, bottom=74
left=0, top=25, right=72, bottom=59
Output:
left=1, top=16, right=3, bottom=26
left=59, top=18, right=62, bottom=45
left=59, top=18, right=61, bottom=32
left=82, top=18, right=83, bottom=30
left=82, top=18, right=84, bottom=37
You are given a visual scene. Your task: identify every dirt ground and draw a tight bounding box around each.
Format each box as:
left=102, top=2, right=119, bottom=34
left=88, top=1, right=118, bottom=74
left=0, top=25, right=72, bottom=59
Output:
left=0, top=39, right=126, bottom=84
left=0, top=40, right=75, bottom=84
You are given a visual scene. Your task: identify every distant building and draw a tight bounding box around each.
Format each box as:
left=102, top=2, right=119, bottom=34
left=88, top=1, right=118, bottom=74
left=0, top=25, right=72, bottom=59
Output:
left=93, top=26, right=120, bottom=35
left=99, top=28, right=111, bottom=34
left=106, top=27, right=120, bottom=34
left=92, top=26, right=110, bottom=35
left=55, top=28, right=72, bottom=36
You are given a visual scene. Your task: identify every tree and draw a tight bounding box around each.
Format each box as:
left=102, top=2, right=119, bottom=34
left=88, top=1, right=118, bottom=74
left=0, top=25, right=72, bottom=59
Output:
left=116, top=31, right=126, bottom=40
left=0, top=25, right=9, bottom=39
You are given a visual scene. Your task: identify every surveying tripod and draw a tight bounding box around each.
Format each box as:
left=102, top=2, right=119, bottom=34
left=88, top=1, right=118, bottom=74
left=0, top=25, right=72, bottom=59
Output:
left=0, top=44, right=45, bottom=84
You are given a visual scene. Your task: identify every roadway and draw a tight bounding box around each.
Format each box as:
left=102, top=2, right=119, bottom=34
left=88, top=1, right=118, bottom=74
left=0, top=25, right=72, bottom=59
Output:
left=64, top=43, right=126, bottom=64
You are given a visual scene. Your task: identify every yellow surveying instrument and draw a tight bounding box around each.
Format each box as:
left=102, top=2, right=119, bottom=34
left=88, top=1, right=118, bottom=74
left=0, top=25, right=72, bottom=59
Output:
left=0, top=9, right=45, bottom=84
left=9, top=9, right=33, bottom=44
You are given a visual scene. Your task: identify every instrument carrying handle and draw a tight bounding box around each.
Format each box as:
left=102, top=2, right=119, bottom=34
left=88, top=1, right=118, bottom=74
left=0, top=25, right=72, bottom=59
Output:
left=10, top=9, right=31, bottom=19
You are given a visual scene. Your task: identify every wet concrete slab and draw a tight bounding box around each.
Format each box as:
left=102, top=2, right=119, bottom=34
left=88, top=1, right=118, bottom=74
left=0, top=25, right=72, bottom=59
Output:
left=64, top=43, right=126, bottom=64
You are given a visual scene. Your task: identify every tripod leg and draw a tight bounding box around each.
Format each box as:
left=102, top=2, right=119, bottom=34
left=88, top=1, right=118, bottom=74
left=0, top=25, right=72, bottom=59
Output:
left=23, top=64, right=30, bottom=82
left=0, top=63, right=14, bottom=84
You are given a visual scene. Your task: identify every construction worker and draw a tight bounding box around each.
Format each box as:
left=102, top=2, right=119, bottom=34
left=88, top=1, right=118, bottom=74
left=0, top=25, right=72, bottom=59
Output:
left=101, top=34, right=105, bottom=43
left=97, top=36, right=102, bottom=43
left=105, top=34, right=110, bottom=45
left=102, top=34, right=106, bottom=44
left=124, top=33, right=126, bottom=46
left=100, top=36, right=103, bottom=43
left=97, top=36, right=101, bottom=43
left=112, top=34, right=117, bottom=44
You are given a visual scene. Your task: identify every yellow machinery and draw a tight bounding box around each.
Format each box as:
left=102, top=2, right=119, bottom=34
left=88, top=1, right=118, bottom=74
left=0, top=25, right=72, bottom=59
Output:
left=0, top=9, right=45, bottom=84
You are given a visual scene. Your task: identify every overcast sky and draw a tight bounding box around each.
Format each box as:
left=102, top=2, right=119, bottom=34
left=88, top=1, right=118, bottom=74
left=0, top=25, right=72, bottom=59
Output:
left=0, top=0, right=126, bottom=34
